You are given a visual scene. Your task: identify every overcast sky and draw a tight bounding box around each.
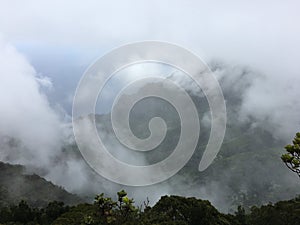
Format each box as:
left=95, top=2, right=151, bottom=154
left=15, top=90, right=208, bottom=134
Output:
left=0, top=0, right=299, bottom=114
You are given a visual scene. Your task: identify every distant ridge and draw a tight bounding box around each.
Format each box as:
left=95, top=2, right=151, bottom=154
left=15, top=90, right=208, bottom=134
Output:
left=0, top=161, right=83, bottom=207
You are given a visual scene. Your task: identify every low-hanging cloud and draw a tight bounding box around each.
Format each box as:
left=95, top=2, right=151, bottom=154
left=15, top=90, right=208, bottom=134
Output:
left=0, top=0, right=300, bottom=212
left=238, top=72, right=300, bottom=141
left=0, top=37, right=62, bottom=166
left=0, top=37, right=95, bottom=193
left=212, top=62, right=300, bottom=141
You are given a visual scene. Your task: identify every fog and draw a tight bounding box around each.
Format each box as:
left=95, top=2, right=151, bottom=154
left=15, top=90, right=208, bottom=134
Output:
left=0, top=37, right=62, bottom=167
left=0, top=0, right=299, bottom=212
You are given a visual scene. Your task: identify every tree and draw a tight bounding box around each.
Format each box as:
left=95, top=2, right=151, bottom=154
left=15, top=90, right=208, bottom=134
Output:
left=94, top=190, right=138, bottom=224
left=10, top=200, right=34, bottom=223
left=281, top=132, right=300, bottom=177
left=44, top=201, right=69, bottom=222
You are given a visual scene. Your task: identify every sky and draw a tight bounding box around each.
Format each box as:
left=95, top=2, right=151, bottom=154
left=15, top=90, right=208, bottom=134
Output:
left=0, top=0, right=299, bottom=114
left=0, top=0, right=300, bottom=209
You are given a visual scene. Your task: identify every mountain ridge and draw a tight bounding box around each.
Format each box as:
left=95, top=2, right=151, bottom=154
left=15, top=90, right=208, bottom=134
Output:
left=0, top=161, right=83, bottom=208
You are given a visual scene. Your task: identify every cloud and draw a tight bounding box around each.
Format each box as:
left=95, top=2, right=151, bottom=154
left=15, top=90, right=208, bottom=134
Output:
left=0, top=0, right=300, bottom=211
left=0, top=37, right=97, bottom=195
left=1, top=0, right=299, bottom=125
left=1, top=0, right=299, bottom=131
left=238, top=71, right=300, bottom=140
left=0, top=37, right=63, bottom=167
left=1, top=1, right=299, bottom=63
left=211, top=62, right=300, bottom=141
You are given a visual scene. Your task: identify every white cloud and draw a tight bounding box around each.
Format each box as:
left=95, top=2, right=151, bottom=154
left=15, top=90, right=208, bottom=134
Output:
left=0, top=37, right=93, bottom=193
left=0, top=0, right=300, bottom=208
left=0, top=37, right=62, bottom=167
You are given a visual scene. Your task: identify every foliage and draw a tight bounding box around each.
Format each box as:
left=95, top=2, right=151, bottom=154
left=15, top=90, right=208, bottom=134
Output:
left=247, top=196, right=300, bottom=225
left=141, top=195, right=235, bottom=225
left=0, top=200, right=69, bottom=225
left=93, top=190, right=138, bottom=224
left=1, top=191, right=300, bottom=225
left=0, top=162, right=82, bottom=208
left=281, top=132, right=300, bottom=177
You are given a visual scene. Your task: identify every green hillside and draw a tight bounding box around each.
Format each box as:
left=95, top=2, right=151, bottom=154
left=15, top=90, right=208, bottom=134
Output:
left=0, top=162, right=82, bottom=208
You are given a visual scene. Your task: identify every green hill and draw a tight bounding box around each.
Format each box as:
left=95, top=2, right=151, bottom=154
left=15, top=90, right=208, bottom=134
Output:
left=0, top=162, right=82, bottom=208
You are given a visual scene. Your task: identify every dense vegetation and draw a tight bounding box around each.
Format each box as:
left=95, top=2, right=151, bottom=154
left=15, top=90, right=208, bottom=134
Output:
left=0, top=162, right=81, bottom=208
left=0, top=190, right=299, bottom=225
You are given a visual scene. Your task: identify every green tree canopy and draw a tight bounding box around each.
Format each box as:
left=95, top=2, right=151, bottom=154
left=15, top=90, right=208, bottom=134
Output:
left=281, top=132, right=300, bottom=177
